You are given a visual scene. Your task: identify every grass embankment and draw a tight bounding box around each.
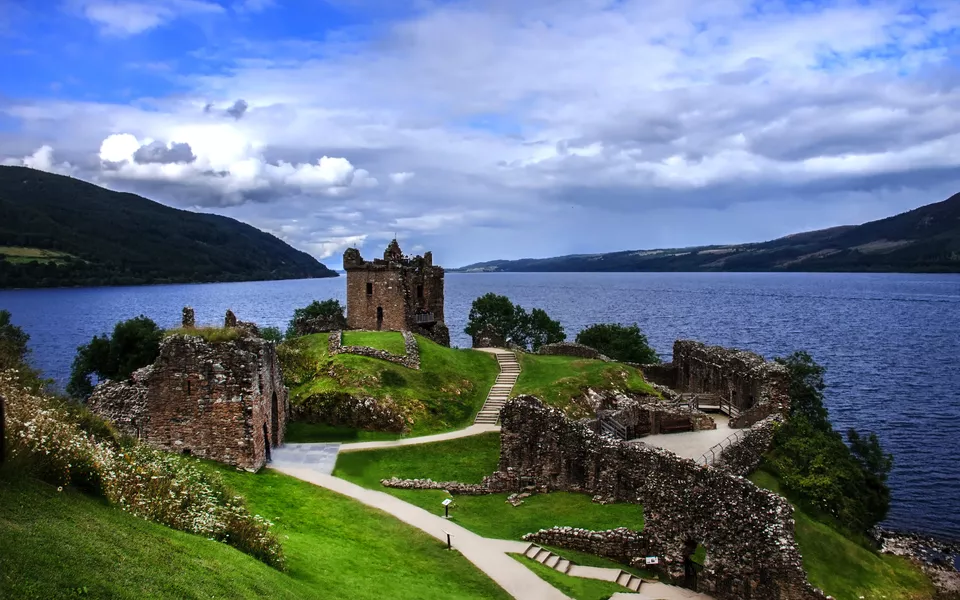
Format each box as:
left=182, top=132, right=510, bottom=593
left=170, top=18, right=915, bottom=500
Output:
left=334, top=433, right=645, bottom=541
left=282, top=333, right=499, bottom=441
left=165, top=327, right=243, bottom=343
left=511, top=555, right=630, bottom=600
left=514, top=354, right=657, bottom=417
left=750, top=470, right=934, bottom=600
left=342, top=330, right=407, bottom=355
left=0, top=467, right=511, bottom=600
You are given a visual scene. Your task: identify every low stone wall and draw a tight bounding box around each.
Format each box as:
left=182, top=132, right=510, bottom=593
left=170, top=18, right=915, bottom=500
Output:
left=328, top=330, right=421, bottom=369
left=292, top=391, right=407, bottom=433
left=380, top=477, right=491, bottom=495
left=491, top=396, right=827, bottom=600
left=714, top=415, right=781, bottom=476
left=538, top=342, right=611, bottom=361
left=523, top=527, right=645, bottom=565
left=472, top=323, right=505, bottom=348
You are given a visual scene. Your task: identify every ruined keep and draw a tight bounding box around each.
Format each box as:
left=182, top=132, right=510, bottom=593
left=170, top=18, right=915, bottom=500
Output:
left=343, top=240, right=450, bottom=346
left=88, top=310, right=288, bottom=471
left=643, top=340, right=791, bottom=428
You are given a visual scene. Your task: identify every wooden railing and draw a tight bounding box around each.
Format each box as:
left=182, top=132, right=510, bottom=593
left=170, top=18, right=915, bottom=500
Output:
left=598, top=415, right=628, bottom=441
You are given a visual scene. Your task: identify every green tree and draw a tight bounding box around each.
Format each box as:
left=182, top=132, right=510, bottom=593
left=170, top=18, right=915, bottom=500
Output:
left=767, top=351, right=892, bottom=533
left=68, top=315, right=163, bottom=399
left=575, top=323, right=660, bottom=364
left=259, top=326, right=283, bottom=343
left=464, top=294, right=565, bottom=350
left=524, top=308, right=566, bottom=351
left=286, top=299, right=347, bottom=338
left=0, top=309, right=30, bottom=370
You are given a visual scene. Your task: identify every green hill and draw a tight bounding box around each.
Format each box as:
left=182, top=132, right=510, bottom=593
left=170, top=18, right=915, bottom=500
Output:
left=455, top=191, right=960, bottom=273
left=0, top=166, right=337, bottom=288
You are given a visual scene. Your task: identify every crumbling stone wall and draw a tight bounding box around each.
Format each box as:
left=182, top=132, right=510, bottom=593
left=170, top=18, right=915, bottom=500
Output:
left=491, top=396, right=826, bottom=600
left=639, top=362, right=677, bottom=388
left=713, top=415, right=781, bottom=476
left=292, top=391, right=407, bottom=432
left=583, top=388, right=716, bottom=438
left=472, top=323, right=505, bottom=349
left=523, top=527, right=646, bottom=566
left=328, top=330, right=421, bottom=369
left=538, top=342, right=611, bottom=361
left=673, top=340, right=790, bottom=427
left=343, top=241, right=449, bottom=346
left=89, top=329, right=288, bottom=472
left=380, top=477, right=490, bottom=495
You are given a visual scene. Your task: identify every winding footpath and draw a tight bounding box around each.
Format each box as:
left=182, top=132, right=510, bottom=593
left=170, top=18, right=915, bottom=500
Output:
left=272, top=347, right=712, bottom=599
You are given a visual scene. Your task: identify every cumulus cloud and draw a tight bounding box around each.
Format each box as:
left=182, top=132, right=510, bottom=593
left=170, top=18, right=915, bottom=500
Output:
left=133, top=140, right=197, bottom=164
left=389, top=172, right=415, bottom=185
left=2, top=145, right=76, bottom=175
left=225, top=99, right=249, bottom=120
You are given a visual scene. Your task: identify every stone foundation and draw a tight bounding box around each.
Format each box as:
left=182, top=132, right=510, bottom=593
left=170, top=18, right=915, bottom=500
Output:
left=328, top=330, right=421, bottom=369
left=472, top=323, right=505, bottom=349
left=538, top=342, right=611, bottom=361
left=489, top=396, right=827, bottom=600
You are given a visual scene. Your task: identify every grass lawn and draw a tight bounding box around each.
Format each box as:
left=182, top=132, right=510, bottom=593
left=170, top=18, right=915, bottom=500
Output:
left=166, top=326, right=243, bottom=343
left=285, top=421, right=404, bottom=444
left=342, top=331, right=407, bottom=355
left=514, top=354, right=657, bottom=417
left=282, top=333, right=499, bottom=439
left=0, top=466, right=512, bottom=600
left=334, top=433, right=645, bottom=541
left=511, top=555, right=630, bottom=600
left=750, top=470, right=934, bottom=600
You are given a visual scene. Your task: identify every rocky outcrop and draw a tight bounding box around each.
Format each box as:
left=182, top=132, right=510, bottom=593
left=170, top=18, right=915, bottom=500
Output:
left=292, top=391, right=407, bottom=433
left=88, top=323, right=288, bottom=472
left=490, top=396, right=827, bottom=600
left=328, top=330, right=421, bottom=369
left=538, top=342, right=611, bottom=361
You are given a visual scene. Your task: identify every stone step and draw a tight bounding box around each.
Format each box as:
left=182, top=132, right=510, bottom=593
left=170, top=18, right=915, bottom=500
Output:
left=616, top=572, right=631, bottom=586
left=525, top=544, right=541, bottom=559
left=534, top=549, right=551, bottom=563
left=544, top=554, right=561, bottom=569
left=627, top=576, right=642, bottom=592
left=554, top=559, right=571, bottom=574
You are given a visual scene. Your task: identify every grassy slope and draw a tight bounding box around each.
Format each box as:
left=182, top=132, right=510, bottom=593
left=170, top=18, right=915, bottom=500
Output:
left=285, top=333, right=499, bottom=438
left=750, top=470, right=934, bottom=600
left=514, top=354, right=657, bottom=417
left=512, top=555, right=629, bottom=600
left=342, top=331, right=406, bottom=355
left=0, top=469, right=511, bottom=600
left=334, top=433, right=645, bottom=541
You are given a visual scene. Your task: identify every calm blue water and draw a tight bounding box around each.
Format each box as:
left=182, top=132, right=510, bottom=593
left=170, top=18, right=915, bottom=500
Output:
left=1, top=272, right=958, bottom=540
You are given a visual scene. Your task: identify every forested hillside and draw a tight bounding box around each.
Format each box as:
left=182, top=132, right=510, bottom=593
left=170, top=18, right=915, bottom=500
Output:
left=0, top=166, right=337, bottom=288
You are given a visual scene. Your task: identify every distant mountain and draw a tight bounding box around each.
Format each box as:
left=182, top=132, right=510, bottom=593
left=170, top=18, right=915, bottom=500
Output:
left=0, top=166, right=338, bottom=288
left=455, top=192, right=960, bottom=274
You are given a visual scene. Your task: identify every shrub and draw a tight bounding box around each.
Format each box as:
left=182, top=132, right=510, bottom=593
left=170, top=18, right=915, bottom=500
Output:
left=766, top=351, right=893, bottom=534
left=2, top=371, right=285, bottom=569
left=575, top=323, right=660, bottom=364
left=0, top=310, right=45, bottom=390
left=464, top=294, right=565, bottom=350
left=259, top=326, right=283, bottom=343
left=286, top=299, right=347, bottom=339
left=68, top=315, right=163, bottom=399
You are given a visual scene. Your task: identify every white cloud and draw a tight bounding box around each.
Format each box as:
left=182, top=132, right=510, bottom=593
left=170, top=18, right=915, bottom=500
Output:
left=2, top=145, right=76, bottom=175
left=77, top=0, right=224, bottom=36
left=389, top=171, right=415, bottom=185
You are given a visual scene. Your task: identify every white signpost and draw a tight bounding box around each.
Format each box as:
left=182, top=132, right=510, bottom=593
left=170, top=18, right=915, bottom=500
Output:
left=442, top=498, right=452, bottom=518
left=645, top=556, right=659, bottom=565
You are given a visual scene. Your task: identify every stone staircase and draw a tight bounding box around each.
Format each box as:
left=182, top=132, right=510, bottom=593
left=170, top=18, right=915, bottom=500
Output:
left=474, top=349, right=520, bottom=425
left=522, top=544, right=645, bottom=593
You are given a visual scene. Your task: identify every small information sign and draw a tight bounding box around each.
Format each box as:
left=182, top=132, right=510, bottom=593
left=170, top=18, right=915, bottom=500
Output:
left=645, top=556, right=659, bottom=565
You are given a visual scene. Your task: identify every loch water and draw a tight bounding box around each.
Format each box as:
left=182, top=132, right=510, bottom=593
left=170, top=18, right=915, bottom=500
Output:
left=1, top=272, right=958, bottom=540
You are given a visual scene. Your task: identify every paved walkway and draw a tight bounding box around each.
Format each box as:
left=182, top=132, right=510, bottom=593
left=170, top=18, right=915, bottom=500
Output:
left=339, top=423, right=500, bottom=453
left=273, top=466, right=569, bottom=600
left=271, top=443, right=341, bottom=475
left=631, top=415, right=732, bottom=460
left=473, top=348, right=521, bottom=425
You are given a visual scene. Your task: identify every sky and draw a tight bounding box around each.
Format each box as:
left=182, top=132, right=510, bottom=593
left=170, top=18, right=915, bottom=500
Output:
left=2, top=0, right=960, bottom=269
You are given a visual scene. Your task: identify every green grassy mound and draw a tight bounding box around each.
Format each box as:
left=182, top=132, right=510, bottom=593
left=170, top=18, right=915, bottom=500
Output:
left=334, top=433, right=645, bottom=541
left=342, top=331, right=406, bottom=355
left=514, top=354, right=657, bottom=417
left=750, top=470, right=934, bottom=600
left=0, top=468, right=511, bottom=600
left=511, top=555, right=629, bottom=600
left=281, top=333, right=499, bottom=440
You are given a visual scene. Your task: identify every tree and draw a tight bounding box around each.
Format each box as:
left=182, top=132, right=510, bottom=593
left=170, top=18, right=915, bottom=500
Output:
left=575, top=323, right=660, bottom=364
left=775, top=351, right=830, bottom=430
left=286, top=299, right=347, bottom=338
left=68, top=315, right=163, bottom=399
left=259, top=326, right=283, bottom=343
left=464, top=294, right=565, bottom=350
left=0, top=309, right=30, bottom=370
left=525, top=308, right=566, bottom=351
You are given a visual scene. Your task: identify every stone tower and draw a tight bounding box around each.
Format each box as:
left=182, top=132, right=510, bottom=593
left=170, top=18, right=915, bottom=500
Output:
left=343, top=240, right=450, bottom=346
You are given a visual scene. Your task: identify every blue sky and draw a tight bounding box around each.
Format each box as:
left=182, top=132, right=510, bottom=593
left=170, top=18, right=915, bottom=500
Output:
left=2, top=0, right=960, bottom=268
